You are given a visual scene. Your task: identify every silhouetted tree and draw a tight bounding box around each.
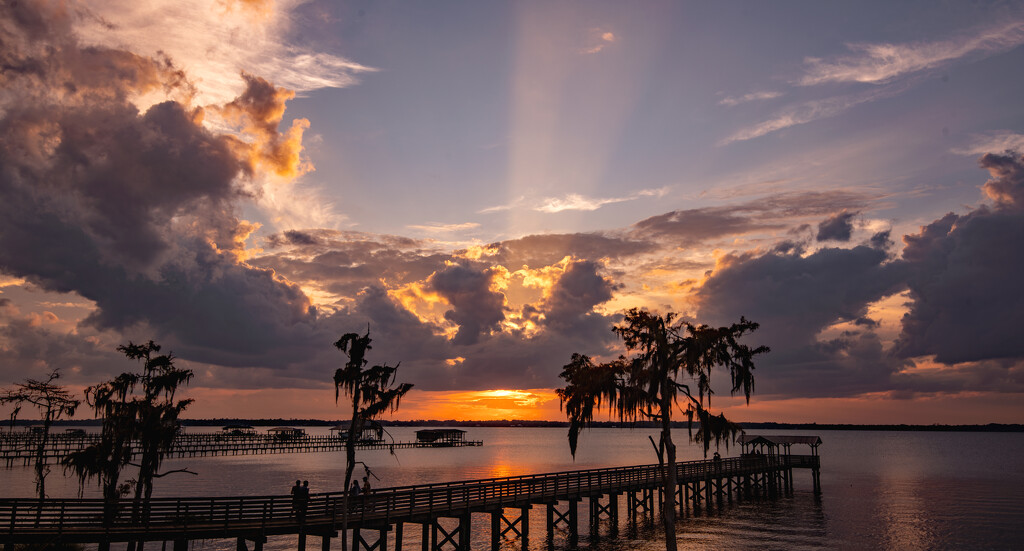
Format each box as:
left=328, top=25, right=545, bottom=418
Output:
left=63, top=341, right=193, bottom=543
left=557, top=309, right=768, bottom=551
left=1, top=370, right=80, bottom=502
left=333, top=329, right=413, bottom=549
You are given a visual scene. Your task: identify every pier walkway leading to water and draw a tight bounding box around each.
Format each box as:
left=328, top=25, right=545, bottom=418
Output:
left=0, top=452, right=821, bottom=551
left=0, top=433, right=483, bottom=466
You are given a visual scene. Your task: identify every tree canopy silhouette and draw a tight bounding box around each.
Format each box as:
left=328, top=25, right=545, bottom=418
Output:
left=557, top=308, right=768, bottom=551
left=333, top=328, right=413, bottom=549
left=63, top=340, right=194, bottom=539
left=1, top=369, right=80, bottom=502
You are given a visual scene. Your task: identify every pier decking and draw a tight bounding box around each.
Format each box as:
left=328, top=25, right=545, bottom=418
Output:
left=0, top=453, right=821, bottom=551
left=0, top=433, right=483, bottom=466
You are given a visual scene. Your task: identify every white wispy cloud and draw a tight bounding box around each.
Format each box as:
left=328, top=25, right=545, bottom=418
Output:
left=479, top=196, right=527, bottom=214
left=951, top=131, right=1024, bottom=156
left=76, top=0, right=376, bottom=106
left=799, top=19, right=1024, bottom=86
left=536, top=188, right=670, bottom=213
left=536, top=194, right=629, bottom=213
left=718, top=91, right=783, bottom=106
left=407, top=222, right=481, bottom=233
left=719, top=85, right=907, bottom=145
left=480, top=188, right=669, bottom=215
left=581, top=29, right=616, bottom=55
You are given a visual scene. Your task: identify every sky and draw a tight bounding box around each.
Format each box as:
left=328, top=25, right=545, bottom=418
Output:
left=1, top=0, right=1023, bottom=424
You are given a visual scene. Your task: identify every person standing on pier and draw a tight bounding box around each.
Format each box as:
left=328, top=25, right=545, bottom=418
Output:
left=349, top=479, right=361, bottom=497
left=362, top=476, right=371, bottom=494
left=290, top=480, right=302, bottom=516
left=297, top=480, right=310, bottom=522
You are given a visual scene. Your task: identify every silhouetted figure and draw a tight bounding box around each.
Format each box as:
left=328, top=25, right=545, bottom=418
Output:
left=362, top=476, right=371, bottom=494
left=713, top=451, right=721, bottom=461
left=298, top=480, right=310, bottom=521
left=290, top=480, right=302, bottom=516
left=350, top=479, right=361, bottom=497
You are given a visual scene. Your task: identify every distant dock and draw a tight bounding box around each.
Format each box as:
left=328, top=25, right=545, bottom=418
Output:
left=0, top=430, right=482, bottom=466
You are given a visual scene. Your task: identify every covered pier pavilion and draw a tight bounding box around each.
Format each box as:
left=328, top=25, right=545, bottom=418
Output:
left=739, top=434, right=822, bottom=493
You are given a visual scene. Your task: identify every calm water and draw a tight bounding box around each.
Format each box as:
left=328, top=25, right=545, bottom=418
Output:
left=3, top=428, right=1023, bottom=550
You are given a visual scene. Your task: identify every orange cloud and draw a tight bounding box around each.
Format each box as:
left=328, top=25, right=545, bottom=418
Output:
left=219, top=73, right=312, bottom=178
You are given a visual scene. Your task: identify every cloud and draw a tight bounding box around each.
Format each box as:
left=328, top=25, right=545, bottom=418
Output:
left=979, top=151, right=1024, bottom=208
left=536, top=193, right=631, bottom=213
left=218, top=73, right=311, bottom=178
left=816, top=210, right=857, bottom=242
left=407, top=222, right=481, bottom=234
left=581, top=28, right=616, bottom=55
left=534, top=259, right=618, bottom=337
left=719, top=85, right=906, bottom=145
left=718, top=91, right=783, bottom=107
left=0, top=1, right=326, bottom=373
left=631, top=190, right=870, bottom=243
left=799, top=19, right=1024, bottom=86
left=482, top=188, right=669, bottom=215
left=479, top=233, right=655, bottom=269
left=428, top=263, right=507, bottom=345
left=74, top=0, right=376, bottom=106
left=894, top=152, right=1024, bottom=364
left=951, top=131, right=1024, bottom=156
left=695, top=245, right=907, bottom=398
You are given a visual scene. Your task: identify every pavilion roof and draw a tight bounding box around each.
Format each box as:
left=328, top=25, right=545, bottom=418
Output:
left=739, top=434, right=822, bottom=446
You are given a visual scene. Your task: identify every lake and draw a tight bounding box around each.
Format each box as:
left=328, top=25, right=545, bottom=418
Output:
left=2, top=427, right=1022, bottom=550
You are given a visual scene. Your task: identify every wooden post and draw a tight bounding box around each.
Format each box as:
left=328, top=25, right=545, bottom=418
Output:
left=520, top=506, right=529, bottom=551
left=610, top=493, right=619, bottom=536
left=396, top=523, right=404, bottom=551
left=421, top=522, right=430, bottom=551
left=490, top=511, right=500, bottom=551
left=545, top=502, right=554, bottom=546
left=568, top=498, right=578, bottom=548
left=459, top=513, right=470, bottom=551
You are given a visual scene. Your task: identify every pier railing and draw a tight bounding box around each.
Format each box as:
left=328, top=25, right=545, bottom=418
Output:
left=0, top=454, right=813, bottom=543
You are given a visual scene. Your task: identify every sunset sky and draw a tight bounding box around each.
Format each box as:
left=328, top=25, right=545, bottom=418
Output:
left=1, top=0, right=1023, bottom=424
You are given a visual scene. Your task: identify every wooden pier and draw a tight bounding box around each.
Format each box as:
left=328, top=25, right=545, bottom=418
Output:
left=0, top=451, right=821, bottom=551
left=0, top=433, right=483, bottom=466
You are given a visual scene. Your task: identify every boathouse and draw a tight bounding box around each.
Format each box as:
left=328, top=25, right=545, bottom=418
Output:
left=415, top=428, right=467, bottom=446
left=267, top=427, right=305, bottom=440
left=330, top=421, right=384, bottom=443
left=221, top=424, right=256, bottom=436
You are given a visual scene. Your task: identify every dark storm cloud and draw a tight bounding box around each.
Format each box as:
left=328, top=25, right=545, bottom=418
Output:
left=695, top=245, right=907, bottom=397
left=538, top=260, right=619, bottom=338
left=428, top=263, right=507, bottom=345
left=0, top=2, right=326, bottom=374
left=257, top=229, right=452, bottom=301
left=869, top=230, right=893, bottom=249
left=980, top=151, right=1024, bottom=208
left=816, top=210, right=857, bottom=242
left=692, top=153, right=1024, bottom=398
left=894, top=153, right=1024, bottom=364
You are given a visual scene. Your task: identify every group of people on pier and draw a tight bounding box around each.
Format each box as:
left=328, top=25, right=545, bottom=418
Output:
left=291, top=476, right=373, bottom=521
left=349, top=476, right=371, bottom=497
left=290, top=480, right=311, bottom=520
